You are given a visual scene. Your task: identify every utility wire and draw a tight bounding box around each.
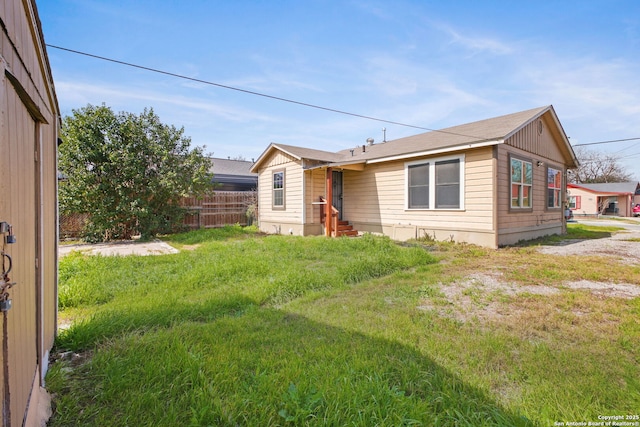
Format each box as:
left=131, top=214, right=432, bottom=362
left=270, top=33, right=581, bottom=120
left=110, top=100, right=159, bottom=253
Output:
left=617, top=151, right=640, bottom=160
left=46, top=44, right=490, bottom=141
left=612, top=141, right=640, bottom=155
left=53, top=44, right=640, bottom=147
left=572, top=137, right=640, bottom=147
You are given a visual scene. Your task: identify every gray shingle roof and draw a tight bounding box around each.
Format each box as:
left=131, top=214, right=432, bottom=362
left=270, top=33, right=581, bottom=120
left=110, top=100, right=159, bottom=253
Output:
left=336, top=106, right=550, bottom=162
left=252, top=106, right=576, bottom=171
left=571, top=181, right=640, bottom=194
left=209, top=158, right=257, bottom=177
left=268, top=143, right=345, bottom=163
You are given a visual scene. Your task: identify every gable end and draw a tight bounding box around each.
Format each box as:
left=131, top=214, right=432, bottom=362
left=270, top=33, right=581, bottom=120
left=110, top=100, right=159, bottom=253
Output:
left=505, top=110, right=576, bottom=168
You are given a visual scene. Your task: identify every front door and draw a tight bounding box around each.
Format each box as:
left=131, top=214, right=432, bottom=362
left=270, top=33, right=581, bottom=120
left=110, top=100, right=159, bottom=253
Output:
left=332, top=171, right=343, bottom=220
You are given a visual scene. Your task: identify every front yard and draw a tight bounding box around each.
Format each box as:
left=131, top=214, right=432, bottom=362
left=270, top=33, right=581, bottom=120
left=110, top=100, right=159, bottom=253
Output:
left=47, top=225, right=640, bottom=426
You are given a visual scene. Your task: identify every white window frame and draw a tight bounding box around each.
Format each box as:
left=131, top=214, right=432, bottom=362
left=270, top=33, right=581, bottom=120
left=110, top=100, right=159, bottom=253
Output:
left=272, top=170, right=285, bottom=209
left=405, top=154, right=465, bottom=210
left=568, top=195, right=580, bottom=209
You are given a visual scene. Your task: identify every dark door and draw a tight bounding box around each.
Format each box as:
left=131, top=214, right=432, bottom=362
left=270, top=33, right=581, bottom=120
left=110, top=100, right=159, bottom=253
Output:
left=332, top=171, right=343, bottom=220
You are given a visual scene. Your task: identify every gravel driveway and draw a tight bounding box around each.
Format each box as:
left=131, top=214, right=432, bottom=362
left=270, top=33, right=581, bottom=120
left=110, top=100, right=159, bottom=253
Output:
left=537, top=218, right=640, bottom=264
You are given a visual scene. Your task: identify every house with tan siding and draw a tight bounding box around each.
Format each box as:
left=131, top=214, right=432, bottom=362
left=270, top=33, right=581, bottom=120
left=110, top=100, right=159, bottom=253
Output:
left=1, top=1, right=59, bottom=425
left=251, top=106, right=578, bottom=248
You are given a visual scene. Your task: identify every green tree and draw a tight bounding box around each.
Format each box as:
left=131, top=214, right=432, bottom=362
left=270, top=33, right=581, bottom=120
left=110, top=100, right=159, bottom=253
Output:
left=59, top=104, right=213, bottom=241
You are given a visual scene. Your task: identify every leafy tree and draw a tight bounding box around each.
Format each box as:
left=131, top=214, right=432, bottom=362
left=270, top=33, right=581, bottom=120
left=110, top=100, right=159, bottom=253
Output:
left=570, top=146, right=633, bottom=183
left=59, top=104, right=213, bottom=241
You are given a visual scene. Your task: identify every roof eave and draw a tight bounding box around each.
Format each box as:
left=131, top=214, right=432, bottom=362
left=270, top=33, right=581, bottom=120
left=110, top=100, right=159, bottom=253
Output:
left=503, top=106, right=551, bottom=141
left=366, top=139, right=503, bottom=164
left=250, top=143, right=343, bottom=172
left=503, top=105, right=579, bottom=169
left=250, top=143, right=302, bottom=173
left=567, top=183, right=633, bottom=196
left=547, top=106, right=579, bottom=168
left=305, top=160, right=366, bottom=171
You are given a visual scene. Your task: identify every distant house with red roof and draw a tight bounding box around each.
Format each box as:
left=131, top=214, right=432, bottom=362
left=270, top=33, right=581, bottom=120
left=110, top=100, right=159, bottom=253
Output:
left=567, top=181, right=640, bottom=217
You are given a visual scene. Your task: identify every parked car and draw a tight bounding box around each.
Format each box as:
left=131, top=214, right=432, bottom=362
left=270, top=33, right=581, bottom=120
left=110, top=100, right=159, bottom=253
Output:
left=564, top=207, right=574, bottom=220
left=633, top=204, right=640, bottom=217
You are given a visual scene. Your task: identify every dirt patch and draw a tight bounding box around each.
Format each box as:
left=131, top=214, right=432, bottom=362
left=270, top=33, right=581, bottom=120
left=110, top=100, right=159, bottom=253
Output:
left=562, top=280, right=640, bottom=299
left=420, top=224, right=640, bottom=322
left=421, top=272, right=638, bottom=323
left=419, top=272, right=560, bottom=322
left=59, top=240, right=179, bottom=257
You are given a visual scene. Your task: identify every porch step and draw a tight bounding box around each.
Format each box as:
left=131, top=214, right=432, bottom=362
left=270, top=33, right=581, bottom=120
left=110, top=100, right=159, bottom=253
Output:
left=336, top=220, right=358, bottom=237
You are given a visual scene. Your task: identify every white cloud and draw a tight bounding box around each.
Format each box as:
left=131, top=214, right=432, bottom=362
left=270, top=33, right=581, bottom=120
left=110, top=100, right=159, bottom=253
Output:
left=515, top=54, right=640, bottom=139
left=439, top=25, right=514, bottom=56
left=55, top=80, right=276, bottom=123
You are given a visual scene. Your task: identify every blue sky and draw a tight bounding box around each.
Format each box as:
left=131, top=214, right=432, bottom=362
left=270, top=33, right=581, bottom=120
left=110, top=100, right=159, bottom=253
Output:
left=39, top=1, right=640, bottom=179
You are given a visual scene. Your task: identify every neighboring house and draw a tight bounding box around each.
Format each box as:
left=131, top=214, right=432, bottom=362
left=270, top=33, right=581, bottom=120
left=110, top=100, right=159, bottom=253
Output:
left=1, top=1, right=59, bottom=426
left=209, top=158, right=258, bottom=191
left=251, top=106, right=578, bottom=248
left=567, top=181, right=640, bottom=217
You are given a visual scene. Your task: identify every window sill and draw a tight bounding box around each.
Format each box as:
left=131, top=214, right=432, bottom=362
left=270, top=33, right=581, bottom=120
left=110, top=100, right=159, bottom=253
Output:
left=405, top=208, right=465, bottom=212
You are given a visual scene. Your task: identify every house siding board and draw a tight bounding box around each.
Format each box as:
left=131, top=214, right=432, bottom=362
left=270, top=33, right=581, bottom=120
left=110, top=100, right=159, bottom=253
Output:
left=256, top=151, right=304, bottom=231
left=569, top=188, right=599, bottom=216
left=304, top=169, right=325, bottom=225
left=2, top=6, right=52, bottom=124
left=4, top=78, right=39, bottom=426
left=1, top=1, right=59, bottom=425
left=342, top=147, right=495, bottom=235
left=42, top=122, right=58, bottom=353
left=507, top=116, right=566, bottom=163
left=496, top=126, right=566, bottom=245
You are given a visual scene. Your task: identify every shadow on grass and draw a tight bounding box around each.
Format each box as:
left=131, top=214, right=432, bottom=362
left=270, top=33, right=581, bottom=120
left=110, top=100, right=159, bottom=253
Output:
left=56, top=295, right=256, bottom=351
left=50, top=306, right=535, bottom=426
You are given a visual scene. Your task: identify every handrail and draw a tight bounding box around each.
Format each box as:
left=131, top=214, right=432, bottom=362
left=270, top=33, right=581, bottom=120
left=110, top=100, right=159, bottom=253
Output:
left=319, top=196, right=327, bottom=225
left=319, top=197, right=340, bottom=237
left=330, top=205, right=339, bottom=238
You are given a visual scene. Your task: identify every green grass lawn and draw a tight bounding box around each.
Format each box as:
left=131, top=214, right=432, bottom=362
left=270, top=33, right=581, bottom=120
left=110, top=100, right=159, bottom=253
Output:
left=47, top=225, right=640, bottom=426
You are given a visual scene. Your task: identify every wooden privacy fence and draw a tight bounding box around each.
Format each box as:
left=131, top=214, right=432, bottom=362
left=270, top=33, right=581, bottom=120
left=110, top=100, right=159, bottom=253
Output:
left=59, top=212, right=89, bottom=239
left=59, top=191, right=257, bottom=238
left=180, top=191, right=257, bottom=229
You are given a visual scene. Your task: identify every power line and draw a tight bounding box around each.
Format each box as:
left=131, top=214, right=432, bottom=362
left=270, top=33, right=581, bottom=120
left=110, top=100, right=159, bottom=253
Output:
left=47, top=44, right=490, bottom=141
left=47, top=44, right=640, bottom=149
left=572, top=137, right=640, bottom=147
left=618, top=151, right=640, bottom=160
